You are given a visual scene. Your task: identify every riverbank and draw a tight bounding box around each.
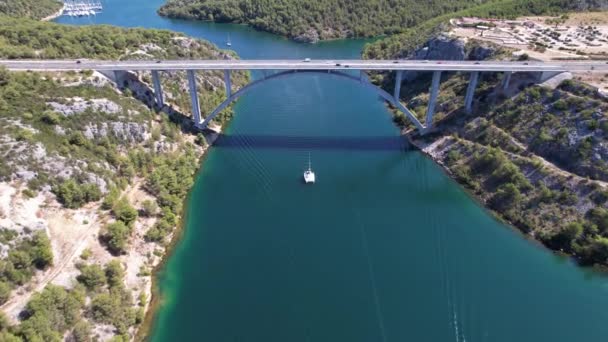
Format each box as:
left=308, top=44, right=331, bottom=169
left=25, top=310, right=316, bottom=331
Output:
left=138, top=125, right=234, bottom=342
left=402, top=75, right=608, bottom=267
left=135, top=132, right=213, bottom=342
left=40, top=6, right=64, bottom=21
left=420, top=136, right=608, bottom=273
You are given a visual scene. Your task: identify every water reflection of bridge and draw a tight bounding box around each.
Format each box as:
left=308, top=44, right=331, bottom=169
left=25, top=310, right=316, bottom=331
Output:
left=214, top=135, right=410, bottom=151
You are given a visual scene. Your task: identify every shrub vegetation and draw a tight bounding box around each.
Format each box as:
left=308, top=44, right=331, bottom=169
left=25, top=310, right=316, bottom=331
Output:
left=0, top=0, right=62, bottom=20
left=159, top=0, right=493, bottom=41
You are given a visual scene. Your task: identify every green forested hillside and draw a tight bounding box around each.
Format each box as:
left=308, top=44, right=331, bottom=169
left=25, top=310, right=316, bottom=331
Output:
left=158, top=0, right=494, bottom=42
left=159, top=0, right=607, bottom=43
left=0, top=0, right=62, bottom=20
left=0, top=16, right=232, bottom=59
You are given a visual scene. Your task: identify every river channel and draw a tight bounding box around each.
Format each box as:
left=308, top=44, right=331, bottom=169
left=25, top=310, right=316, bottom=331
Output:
left=56, top=2, right=608, bottom=341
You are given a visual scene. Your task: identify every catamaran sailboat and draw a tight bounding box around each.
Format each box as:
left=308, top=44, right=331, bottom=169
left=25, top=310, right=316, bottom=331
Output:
left=303, top=154, right=315, bottom=184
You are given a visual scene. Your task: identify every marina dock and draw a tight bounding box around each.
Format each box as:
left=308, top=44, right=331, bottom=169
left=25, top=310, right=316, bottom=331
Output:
left=62, top=0, right=103, bottom=17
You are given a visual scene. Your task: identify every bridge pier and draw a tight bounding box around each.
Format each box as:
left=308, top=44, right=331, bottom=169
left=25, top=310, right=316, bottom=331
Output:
left=151, top=70, right=164, bottom=108
left=424, top=71, right=442, bottom=132
left=464, top=71, right=479, bottom=114
left=394, top=70, right=403, bottom=100
left=502, top=71, right=512, bottom=90
left=187, top=70, right=202, bottom=128
left=224, top=70, right=232, bottom=98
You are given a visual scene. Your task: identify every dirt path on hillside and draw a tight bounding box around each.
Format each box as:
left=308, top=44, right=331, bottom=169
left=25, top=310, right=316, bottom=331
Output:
left=0, top=178, right=157, bottom=322
left=0, top=193, right=103, bottom=322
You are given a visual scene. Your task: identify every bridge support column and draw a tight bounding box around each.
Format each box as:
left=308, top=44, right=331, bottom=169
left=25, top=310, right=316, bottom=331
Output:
left=424, top=71, right=441, bottom=131
left=502, top=71, right=512, bottom=90
left=112, top=71, right=119, bottom=84
left=151, top=70, right=164, bottom=108
left=394, top=70, right=403, bottom=100
left=224, top=70, right=232, bottom=98
left=187, top=70, right=202, bottom=128
left=464, top=71, right=479, bottom=114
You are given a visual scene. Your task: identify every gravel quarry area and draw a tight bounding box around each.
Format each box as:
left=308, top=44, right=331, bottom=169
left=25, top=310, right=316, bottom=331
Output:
left=452, top=13, right=608, bottom=57
left=451, top=12, right=608, bottom=91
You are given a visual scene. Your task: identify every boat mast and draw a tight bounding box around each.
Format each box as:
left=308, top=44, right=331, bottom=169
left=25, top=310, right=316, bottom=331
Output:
left=308, top=153, right=311, bottom=171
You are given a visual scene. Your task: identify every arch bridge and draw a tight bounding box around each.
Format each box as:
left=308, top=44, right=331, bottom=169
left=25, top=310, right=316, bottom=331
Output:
left=1, top=59, right=606, bottom=134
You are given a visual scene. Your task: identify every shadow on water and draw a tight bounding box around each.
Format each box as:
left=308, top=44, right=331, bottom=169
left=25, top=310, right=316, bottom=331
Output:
left=213, top=134, right=411, bottom=151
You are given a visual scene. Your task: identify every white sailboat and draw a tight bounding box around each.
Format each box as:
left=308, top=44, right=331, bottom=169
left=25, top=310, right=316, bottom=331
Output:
left=226, top=34, right=232, bottom=47
left=303, top=154, right=315, bottom=184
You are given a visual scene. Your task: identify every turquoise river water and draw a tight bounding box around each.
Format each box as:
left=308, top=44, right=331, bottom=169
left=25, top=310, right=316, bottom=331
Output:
left=56, top=2, right=608, bottom=341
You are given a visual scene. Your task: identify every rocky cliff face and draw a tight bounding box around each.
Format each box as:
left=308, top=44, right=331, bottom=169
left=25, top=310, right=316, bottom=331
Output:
left=401, top=35, right=498, bottom=81
left=402, top=35, right=463, bottom=81
left=293, top=28, right=320, bottom=44
left=47, top=98, right=122, bottom=116
left=413, top=35, right=466, bottom=61
left=83, top=121, right=151, bottom=143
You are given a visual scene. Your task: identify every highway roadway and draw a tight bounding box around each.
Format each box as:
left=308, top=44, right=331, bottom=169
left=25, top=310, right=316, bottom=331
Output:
left=0, top=59, right=607, bottom=72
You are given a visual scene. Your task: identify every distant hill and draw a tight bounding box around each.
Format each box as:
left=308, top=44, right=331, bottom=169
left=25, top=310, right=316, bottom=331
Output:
left=0, top=0, right=62, bottom=20
left=158, top=0, right=494, bottom=43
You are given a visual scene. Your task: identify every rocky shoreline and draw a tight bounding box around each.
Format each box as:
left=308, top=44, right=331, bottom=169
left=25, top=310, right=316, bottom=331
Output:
left=409, top=132, right=608, bottom=270
left=40, top=7, right=63, bottom=22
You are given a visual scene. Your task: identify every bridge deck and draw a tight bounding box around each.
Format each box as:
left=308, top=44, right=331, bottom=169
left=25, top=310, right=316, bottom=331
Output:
left=0, top=59, right=607, bottom=72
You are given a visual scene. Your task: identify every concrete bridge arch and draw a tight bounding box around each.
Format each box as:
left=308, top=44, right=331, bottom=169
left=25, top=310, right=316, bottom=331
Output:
left=197, top=69, right=425, bottom=131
